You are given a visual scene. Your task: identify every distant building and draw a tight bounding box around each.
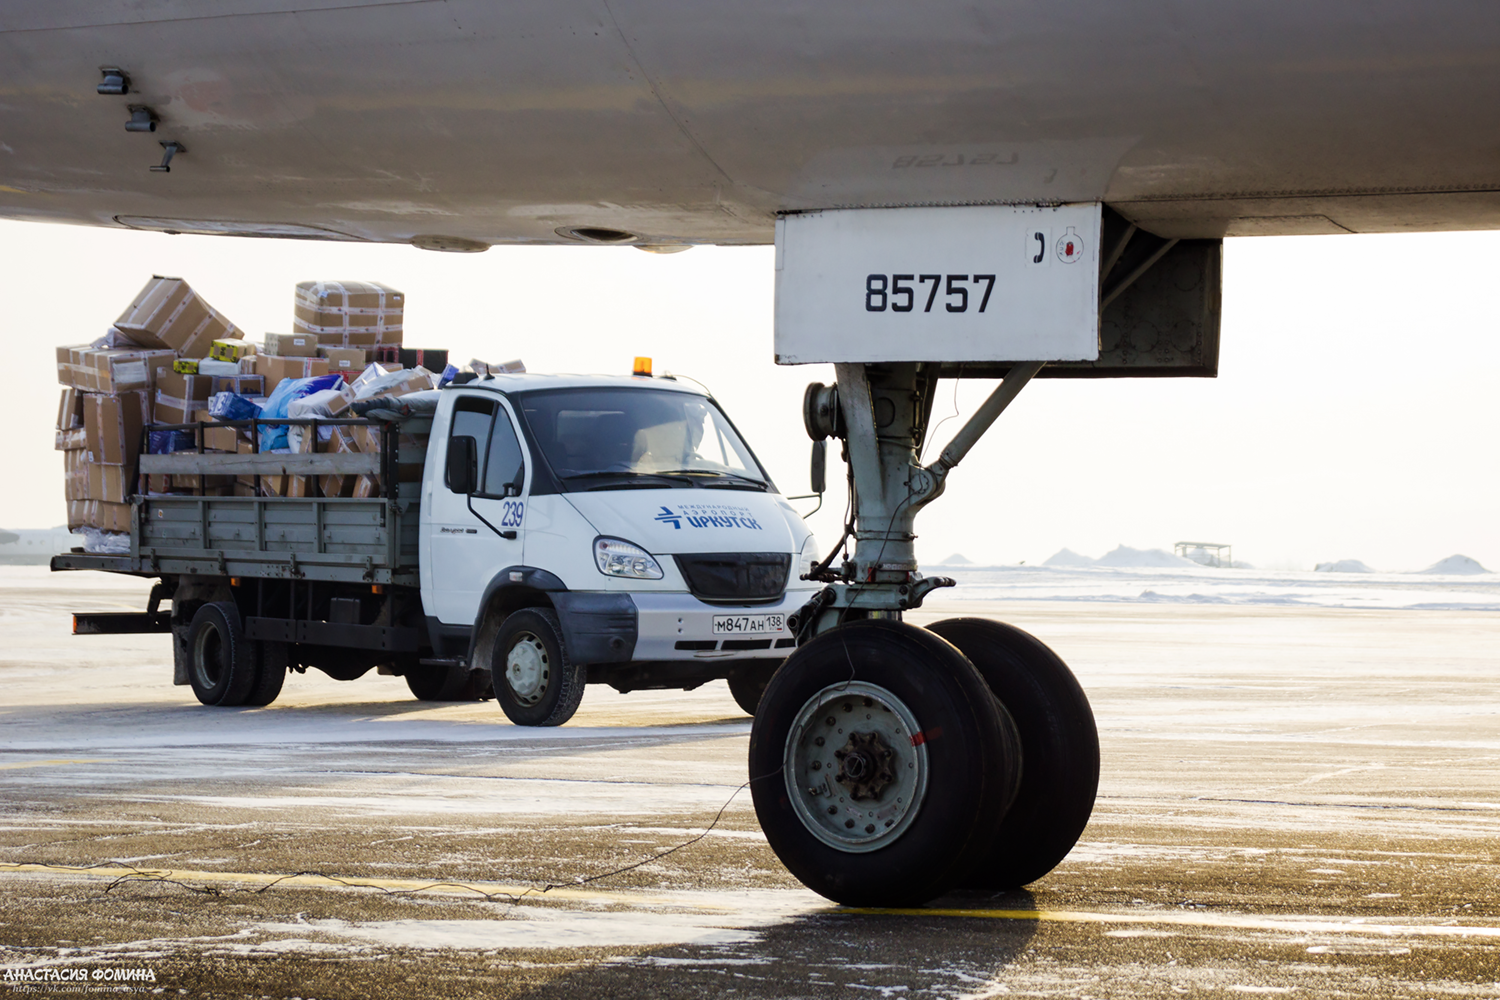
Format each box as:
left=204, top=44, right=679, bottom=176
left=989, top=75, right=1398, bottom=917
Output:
left=1175, top=541, right=1231, bottom=568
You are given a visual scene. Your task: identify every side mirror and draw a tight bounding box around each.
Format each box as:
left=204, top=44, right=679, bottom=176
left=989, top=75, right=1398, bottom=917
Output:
left=446, top=436, right=478, bottom=494
left=810, top=439, right=827, bottom=495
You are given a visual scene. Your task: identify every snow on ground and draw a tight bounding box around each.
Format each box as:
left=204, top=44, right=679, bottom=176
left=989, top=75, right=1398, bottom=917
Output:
left=918, top=562, right=1500, bottom=611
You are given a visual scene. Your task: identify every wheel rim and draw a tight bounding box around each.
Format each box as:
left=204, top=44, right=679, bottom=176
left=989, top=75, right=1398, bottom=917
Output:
left=192, top=625, right=224, bottom=691
left=505, top=631, right=550, bottom=705
left=782, top=681, right=929, bottom=854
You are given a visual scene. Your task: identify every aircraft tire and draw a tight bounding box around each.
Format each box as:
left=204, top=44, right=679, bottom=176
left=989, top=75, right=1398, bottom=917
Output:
left=927, top=617, right=1099, bottom=889
left=749, top=619, right=1018, bottom=906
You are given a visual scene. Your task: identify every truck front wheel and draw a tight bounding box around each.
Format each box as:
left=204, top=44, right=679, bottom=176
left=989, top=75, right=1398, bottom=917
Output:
left=186, top=601, right=257, bottom=707
left=493, top=608, right=585, bottom=726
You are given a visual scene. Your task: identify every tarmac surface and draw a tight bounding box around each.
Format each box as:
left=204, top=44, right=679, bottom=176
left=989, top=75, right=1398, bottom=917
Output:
left=1, top=565, right=1497, bottom=998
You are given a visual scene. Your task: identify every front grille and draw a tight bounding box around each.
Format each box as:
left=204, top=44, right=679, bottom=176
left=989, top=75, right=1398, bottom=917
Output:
left=674, top=552, right=791, bottom=603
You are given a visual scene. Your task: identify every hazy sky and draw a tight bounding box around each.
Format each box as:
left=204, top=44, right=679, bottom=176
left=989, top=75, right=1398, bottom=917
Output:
left=2, top=220, right=1495, bottom=572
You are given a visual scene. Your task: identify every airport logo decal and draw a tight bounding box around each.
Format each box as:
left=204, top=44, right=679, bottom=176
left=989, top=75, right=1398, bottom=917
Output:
left=654, top=504, right=764, bottom=531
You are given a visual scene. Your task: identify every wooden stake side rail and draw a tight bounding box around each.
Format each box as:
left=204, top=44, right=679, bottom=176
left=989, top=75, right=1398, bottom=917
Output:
left=52, top=495, right=421, bottom=587
left=138, top=453, right=383, bottom=476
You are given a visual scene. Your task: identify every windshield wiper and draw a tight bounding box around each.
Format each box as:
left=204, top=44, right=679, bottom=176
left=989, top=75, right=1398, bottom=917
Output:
left=657, top=470, right=770, bottom=491
left=561, top=471, right=695, bottom=490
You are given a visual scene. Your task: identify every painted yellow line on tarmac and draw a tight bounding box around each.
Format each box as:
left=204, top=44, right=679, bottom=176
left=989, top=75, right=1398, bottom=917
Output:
left=0, top=759, right=111, bottom=771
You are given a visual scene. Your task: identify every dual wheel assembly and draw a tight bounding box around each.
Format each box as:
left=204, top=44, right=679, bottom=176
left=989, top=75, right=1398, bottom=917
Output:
left=749, top=617, right=1099, bottom=906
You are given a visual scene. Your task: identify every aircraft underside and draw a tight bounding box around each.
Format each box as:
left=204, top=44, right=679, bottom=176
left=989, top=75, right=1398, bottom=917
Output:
left=2, top=1, right=1498, bottom=246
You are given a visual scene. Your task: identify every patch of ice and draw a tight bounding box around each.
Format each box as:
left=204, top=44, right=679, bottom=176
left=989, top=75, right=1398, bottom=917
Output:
left=1095, top=545, right=1198, bottom=568
left=250, top=910, right=771, bottom=951
left=1419, top=554, right=1490, bottom=575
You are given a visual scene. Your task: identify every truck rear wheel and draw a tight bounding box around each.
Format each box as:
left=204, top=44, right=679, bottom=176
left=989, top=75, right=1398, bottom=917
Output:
left=927, top=617, right=1099, bottom=889
left=727, top=663, right=779, bottom=716
left=748, top=619, right=1019, bottom=906
left=245, top=640, right=288, bottom=707
left=186, top=601, right=257, bottom=707
left=493, top=608, right=585, bottom=726
left=405, top=659, right=476, bottom=701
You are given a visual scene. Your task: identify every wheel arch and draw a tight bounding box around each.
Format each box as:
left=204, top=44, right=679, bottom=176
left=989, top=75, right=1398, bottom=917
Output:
left=467, top=566, right=565, bottom=671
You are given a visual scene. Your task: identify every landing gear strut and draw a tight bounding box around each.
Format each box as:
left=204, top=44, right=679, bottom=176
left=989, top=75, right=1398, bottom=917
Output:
left=751, top=362, right=1098, bottom=904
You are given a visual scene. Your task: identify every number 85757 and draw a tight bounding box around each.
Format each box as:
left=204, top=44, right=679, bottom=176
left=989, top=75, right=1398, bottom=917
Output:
left=865, top=273, right=996, bottom=313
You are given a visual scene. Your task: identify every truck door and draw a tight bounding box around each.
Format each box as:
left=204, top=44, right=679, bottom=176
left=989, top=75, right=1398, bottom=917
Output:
left=427, top=395, right=529, bottom=625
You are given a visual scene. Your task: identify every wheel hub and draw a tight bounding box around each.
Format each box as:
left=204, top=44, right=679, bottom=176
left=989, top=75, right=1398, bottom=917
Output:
left=505, top=632, right=549, bottom=705
left=782, top=681, right=928, bottom=853
left=834, top=731, right=897, bottom=801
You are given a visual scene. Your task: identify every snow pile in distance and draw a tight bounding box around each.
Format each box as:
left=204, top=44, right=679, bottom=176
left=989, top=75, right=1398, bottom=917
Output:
left=1042, top=548, right=1097, bottom=568
left=1094, top=545, right=1199, bottom=569
left=1314, top=559, right=1374, bottom=573
left=1418, top=554, right=1490, bottom=575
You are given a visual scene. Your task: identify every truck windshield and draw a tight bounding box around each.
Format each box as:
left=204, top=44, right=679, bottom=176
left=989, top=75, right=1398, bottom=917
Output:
left=517, top=387, right=769, bottom=490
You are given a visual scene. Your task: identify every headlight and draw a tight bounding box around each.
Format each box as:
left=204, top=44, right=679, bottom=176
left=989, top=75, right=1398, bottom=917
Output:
left=594, top=537, right=664, bottom=580
left=798, top=536, right=820, bottom=579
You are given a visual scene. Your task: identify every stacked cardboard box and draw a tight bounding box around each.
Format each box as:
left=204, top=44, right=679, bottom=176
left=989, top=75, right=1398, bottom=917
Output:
left=294, top=281, right=403, bottom=350
left=56, top=276, right=244, bottom=532
left=57, top=277, right=448, bottom=531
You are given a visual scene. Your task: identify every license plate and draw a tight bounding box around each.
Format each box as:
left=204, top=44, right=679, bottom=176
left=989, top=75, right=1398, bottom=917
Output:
left=713, top=614, right=785, bottom=635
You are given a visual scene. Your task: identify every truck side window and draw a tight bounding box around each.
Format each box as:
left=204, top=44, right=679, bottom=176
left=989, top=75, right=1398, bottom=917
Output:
left=483, top=408, right=526, bottom=496
left=447, top=397, right=495, bottom=493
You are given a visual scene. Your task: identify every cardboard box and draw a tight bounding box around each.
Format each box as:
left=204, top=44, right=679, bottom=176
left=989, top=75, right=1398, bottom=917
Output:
left=114, top=276, right=240, bottom=359
left=315, top=328, right=402, bottom=349
left=57, top=387, right=83, bottom=431
left=69, top=499, right=133, bottom=533
left=264, top=332, right=319, bottom=357
left=84, top=500, right=134, bottom=533
left=210, top=339, right=257, bottom=363
left=64, top=449, right=87, bottom=501
left=318, top=346, right=366, bottom=371
left=294, top=280, right=403, bottom=343
left=55, top=427, right=88, bottom=452
left=212, top=374, right=266, bottom=395
left=173, top=359, right=200, bottom=374
left=153, top=370, right=214, bottom=425
left=254, top=355, right=331, bottom=395
left=203, top=424, right=244, bottom=452
left=57, top=348, right=175, bottom=393
left=197, top=359, right=241, bottom=377
left=83, top=392, right=149, bottom=467
left=86, top=462, right=132, bottom=504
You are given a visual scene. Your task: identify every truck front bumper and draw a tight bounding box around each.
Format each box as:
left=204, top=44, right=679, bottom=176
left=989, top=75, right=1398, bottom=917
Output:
left=628, top=590, right=817, bottom=661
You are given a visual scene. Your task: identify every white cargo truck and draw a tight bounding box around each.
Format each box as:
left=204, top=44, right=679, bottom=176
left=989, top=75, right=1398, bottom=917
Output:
left=57, top=372, right=821, bottom=725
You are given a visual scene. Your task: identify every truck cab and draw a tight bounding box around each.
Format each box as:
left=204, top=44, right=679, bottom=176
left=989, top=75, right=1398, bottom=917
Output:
left=419, top=372, right=820, bottom=723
